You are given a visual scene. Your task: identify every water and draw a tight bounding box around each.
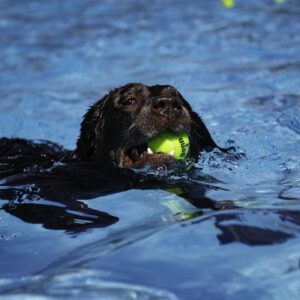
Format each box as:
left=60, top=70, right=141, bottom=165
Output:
left=1, top=0, right=300, bottom=299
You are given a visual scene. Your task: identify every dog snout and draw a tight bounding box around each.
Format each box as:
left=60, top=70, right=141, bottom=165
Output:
left=152, top=97, right=183, bottom=118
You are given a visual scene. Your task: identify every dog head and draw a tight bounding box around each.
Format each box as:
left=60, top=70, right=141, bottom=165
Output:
left=76, top=83, right=221, bottom=169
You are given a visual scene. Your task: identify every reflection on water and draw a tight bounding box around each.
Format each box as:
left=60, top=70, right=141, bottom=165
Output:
left=1, top=0, right=300, bottom=299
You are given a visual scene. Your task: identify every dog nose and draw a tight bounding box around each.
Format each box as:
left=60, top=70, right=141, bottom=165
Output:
left=152, top=97, right=183, bottom=118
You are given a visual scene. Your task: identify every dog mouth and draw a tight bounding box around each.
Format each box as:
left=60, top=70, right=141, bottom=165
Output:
left=122, top=140, right=178, bottom=169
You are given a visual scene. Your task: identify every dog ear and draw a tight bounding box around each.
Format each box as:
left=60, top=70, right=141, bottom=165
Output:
left=76, top=93, right=110, bottom=161
left=189, top=111, right=232, bottom=160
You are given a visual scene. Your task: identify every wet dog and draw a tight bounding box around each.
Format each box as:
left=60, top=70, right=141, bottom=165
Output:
left=76, top=83, right=226, bottom=169
left=1, top=83, right=227, bottom=172
left=0, top=83, right=232, bottom=231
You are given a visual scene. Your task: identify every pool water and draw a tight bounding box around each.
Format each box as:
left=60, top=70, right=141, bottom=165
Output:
left=1, top=0, right=300, bottom=299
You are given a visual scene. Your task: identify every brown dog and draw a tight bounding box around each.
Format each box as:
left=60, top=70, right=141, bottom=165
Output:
left=76, top=83, right=226, bottom=169
left=0, top=83, right=234, bottom=231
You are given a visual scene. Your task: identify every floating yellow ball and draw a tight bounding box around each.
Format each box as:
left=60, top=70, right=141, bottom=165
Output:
left=148, top=130, right=189, bottom=161
left=221, top=0, right=235, bottom=8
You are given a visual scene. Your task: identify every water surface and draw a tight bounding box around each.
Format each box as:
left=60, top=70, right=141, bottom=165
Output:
left=1, top=0, right=300, bottom=299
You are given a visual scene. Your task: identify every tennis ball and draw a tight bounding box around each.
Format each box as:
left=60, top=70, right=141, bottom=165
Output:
left=221, top=0, right=235, bottom=8
left=148, top=130, right=189, bottom=160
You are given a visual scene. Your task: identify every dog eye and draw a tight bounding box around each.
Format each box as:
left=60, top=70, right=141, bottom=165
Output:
left=122, top=98, right=136, bottom=106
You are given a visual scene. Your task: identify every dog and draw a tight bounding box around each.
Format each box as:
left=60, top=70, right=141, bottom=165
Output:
left=76, top=83, right=228, bottom=169
left=0, top=84, right=291, bottom=246
left=0, top=83, right=233, bottom=231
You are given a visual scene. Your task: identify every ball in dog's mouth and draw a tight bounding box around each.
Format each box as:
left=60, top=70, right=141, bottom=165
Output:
left=122, top=131, right=189, bottom=169
left=148, top=130, right=189, bottom=160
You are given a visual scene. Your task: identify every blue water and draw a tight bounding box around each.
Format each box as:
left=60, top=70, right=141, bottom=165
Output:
left=1, top=0, right=300, bottom=299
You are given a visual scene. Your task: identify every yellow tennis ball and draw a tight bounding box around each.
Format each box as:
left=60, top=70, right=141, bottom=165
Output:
left=221, top=0, right=235, bottom=8
left=148, top=130, right=189, bottom=160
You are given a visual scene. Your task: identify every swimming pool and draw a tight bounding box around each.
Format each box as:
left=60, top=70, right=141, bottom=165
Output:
left=1, top=0, right=300, bottom=299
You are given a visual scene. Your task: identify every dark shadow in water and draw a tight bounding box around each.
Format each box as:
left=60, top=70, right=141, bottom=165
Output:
left=186, top=209, right=297, bottom=246
left=0, top=138, right=297, bottom=246
left=215, top=212, right=294, bottom=246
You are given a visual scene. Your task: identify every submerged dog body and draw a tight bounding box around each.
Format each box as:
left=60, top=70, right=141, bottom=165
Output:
left=76, top=83, right=223, bottom=169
